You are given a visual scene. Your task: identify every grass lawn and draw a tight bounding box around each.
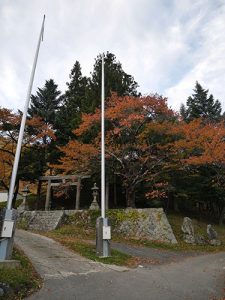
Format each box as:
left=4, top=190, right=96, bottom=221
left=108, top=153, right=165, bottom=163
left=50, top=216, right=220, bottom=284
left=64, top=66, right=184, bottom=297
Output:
left=45, top=230, right=134, bottom=266
left=0, top=247, right=41, bottom=300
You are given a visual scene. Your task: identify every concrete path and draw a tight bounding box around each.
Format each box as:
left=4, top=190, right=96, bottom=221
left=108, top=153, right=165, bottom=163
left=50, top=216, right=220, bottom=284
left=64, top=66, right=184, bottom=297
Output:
left=15, top=230, right=225, bottom=300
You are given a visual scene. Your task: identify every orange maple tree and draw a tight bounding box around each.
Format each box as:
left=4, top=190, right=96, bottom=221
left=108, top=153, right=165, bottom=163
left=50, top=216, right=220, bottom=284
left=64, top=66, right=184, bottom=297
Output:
left=55, top=93, right=175, bottom=207
left=169, top=118, right=225, bottom=165
left=168, top=118, right=225, bottom=223
left=0, top=107, right=55, bottom=203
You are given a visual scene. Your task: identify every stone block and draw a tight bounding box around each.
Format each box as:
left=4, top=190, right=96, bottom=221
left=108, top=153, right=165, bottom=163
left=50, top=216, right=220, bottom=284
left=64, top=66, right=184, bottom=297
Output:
left=18, top=210, right=65, bottom=231
left=0, top=259, right=20, bottom=268
left=116, top=208, right=177, bottom=244
left=209, top=239, right=221, bottom=246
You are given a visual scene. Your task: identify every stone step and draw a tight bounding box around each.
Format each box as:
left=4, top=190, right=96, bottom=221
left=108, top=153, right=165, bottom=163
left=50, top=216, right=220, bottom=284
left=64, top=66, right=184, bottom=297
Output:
left=26, top=210, right=64, bottom=231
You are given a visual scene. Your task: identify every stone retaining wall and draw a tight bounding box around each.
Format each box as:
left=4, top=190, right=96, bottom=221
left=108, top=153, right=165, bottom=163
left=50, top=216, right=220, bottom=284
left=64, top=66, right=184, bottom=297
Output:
left=115, top=208, right=177, bottom=244
left=65, top=208, right=177, bottom=244
left=18, top=208, right=177, bottom=244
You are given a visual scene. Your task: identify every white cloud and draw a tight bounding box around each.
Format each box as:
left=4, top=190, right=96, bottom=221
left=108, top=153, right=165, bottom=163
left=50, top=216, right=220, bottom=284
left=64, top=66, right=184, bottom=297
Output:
left=0, top=0, right=225, bottom=112
left=165, top=0, right=225, bottom=111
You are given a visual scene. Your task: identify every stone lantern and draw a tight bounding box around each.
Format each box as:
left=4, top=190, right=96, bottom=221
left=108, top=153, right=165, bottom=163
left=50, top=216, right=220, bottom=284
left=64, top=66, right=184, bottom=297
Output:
left=18, top=186, right=30, bottom=211
left=89, top=183, right=100, bottom=210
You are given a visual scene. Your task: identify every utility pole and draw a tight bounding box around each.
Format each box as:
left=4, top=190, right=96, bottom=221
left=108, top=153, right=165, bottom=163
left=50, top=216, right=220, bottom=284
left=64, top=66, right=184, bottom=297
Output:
left=96, top=53, right=111, bottom=257
left=0, top=15, right=45, bottom=260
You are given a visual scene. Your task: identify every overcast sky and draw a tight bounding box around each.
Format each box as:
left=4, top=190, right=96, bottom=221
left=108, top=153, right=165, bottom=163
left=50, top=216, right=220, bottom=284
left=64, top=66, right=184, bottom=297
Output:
left=1, top=0, right=225, bottom=112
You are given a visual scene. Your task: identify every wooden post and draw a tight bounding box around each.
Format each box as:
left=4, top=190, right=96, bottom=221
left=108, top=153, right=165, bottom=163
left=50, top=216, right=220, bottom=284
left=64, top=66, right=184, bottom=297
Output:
left=45, top=180, right=51, bottom=211
left=36, top=180, right=42, bottom=210
left=75, top=178, right=81, bottom=210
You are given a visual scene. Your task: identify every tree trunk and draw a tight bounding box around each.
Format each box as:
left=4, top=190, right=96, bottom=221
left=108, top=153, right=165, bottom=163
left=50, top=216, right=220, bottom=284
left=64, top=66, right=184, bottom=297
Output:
left=75, top=178, right=81, bottom=210
left=126, top=188, right=135, bottom=208
left=113, top=176, right=117, bottom=208
left=219, top=205, right=225, bottom=226
left=36, top=180, right=42, bottom=210
left=12, top=179, right=19, bottom=208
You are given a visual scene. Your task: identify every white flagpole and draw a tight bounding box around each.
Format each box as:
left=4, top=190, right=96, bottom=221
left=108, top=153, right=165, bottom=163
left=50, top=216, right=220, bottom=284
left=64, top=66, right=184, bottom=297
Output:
left=0, top=15, right=45, bottom=260
left=96, top=53, right=111, bottom=257
left=101, top=53, right=105, bottom=219
left=7, top=15, right=45, bottom=210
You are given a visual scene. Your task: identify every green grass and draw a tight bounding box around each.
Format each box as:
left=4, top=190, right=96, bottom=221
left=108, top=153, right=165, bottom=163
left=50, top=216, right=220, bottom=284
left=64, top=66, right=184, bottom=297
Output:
left=51, top=211, right=225, bottom=253
left=111, top=213, right=225, bottom=252
left=0, top=199, right=23, bottom=210
left=66, top=241, right=132, bottom=265
left=0, top=201, right=7, bottom=209
left=0, top=248, right=42, bottom=300
left=166, top=212, right=225, bottom=251
left=45, top=232, right=133, bottom=266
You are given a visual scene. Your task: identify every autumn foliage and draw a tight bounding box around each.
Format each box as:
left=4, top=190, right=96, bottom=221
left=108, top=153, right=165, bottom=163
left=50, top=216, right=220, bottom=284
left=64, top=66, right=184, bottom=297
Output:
left=0, top=107, right=55, bottom=195
left=54, top=92, right=225, bottom=211
left=1, top=91, right=225, bottom=213
left=56, top=94, right=175, bottom=207
left=171, top=119, right=225, bottom=165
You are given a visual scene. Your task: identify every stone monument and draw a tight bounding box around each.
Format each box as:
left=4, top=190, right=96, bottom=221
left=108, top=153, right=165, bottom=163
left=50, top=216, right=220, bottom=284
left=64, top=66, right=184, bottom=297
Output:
left=181, top=217, right=195, bottom=244
left=207, top=224, right=221, bottom=246
left=17, top=186, right=30, bottom=212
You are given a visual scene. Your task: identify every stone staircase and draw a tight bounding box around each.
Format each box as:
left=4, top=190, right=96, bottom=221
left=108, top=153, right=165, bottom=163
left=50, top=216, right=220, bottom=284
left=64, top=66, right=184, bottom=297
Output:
left=25, top=210, right=65, bottom=231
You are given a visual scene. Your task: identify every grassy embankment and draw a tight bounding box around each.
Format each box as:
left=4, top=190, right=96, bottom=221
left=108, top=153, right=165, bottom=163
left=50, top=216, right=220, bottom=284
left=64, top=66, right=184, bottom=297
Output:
left=0, top=248, right=41, bottom=300
left=0, top=200, right=41, bottom=299
left=40, top=210, right=225, bottom=267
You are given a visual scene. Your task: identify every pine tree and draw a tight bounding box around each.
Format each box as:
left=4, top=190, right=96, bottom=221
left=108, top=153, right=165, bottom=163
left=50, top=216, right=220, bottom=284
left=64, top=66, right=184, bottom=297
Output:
left=28, top=79, right=61, bottom=126
left=56, top=54, right=140, bottom=142
left=86, top=52, right=140, bottom=112
left=183, top=82, right=222, bottom=122
left=55, top=61, right=88, bottom=143
left=64, top=61, right=88, bottom=115
left=28, top=79, right=61, bottom=171
left=180, top=103, right=188, bottom=121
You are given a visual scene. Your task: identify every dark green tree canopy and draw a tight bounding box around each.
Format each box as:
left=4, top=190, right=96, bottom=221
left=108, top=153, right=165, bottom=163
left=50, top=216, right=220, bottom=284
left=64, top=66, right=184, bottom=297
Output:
left=87, top=52, right=140, bottom=111
left=28, top=79, right=61, bottom=125
left=180, top=81, right=222, bottom=122
left=65, top=61, right=88, bottom=113
left=55, top=61, right=88, bottom=144
left=28, top=79, right=62, bottom=170
left=55, top=52, right=140, bottom=143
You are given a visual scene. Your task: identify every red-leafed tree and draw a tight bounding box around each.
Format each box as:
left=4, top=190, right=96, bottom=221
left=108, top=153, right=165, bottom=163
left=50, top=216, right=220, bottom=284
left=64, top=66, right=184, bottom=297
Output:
left=55, top=93, right=175, bottom=207
left=0, top=107, right=55, bottom=206
left=169, top=118, right=225, bottom=223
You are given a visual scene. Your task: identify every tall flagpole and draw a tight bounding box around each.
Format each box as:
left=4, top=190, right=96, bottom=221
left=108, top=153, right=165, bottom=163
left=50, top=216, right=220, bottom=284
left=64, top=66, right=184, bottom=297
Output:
left=7, top=15, right=45, bottom=210
left=0, top=15, right=45, bottom=260
left=101, top=54, right=105, bottom=219
left=96, top=53, right=111, bottom=257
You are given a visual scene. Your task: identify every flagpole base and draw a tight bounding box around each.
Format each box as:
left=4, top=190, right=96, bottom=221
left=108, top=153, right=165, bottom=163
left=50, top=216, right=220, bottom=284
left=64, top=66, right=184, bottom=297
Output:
left=96, top=217, right=111, bottom=257
left=0, top=209, right=17, bottom=260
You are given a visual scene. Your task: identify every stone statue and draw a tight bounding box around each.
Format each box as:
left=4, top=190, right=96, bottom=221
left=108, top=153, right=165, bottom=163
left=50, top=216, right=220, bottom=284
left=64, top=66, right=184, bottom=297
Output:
left=207, top=224, right=221, bottom=246
left=207, top=224, right=217, bottom=240
left=181, top=217, right=195, bottom=244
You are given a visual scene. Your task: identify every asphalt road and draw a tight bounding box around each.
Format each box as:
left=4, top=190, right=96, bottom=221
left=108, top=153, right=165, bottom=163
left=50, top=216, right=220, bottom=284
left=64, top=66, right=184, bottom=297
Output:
left=15, top=230, right=225, bottom=300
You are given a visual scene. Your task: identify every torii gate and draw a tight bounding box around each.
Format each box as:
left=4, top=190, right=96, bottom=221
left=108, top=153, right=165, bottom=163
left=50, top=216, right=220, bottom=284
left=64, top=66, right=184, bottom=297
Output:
left=37, top=175, right=90, bottom=210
